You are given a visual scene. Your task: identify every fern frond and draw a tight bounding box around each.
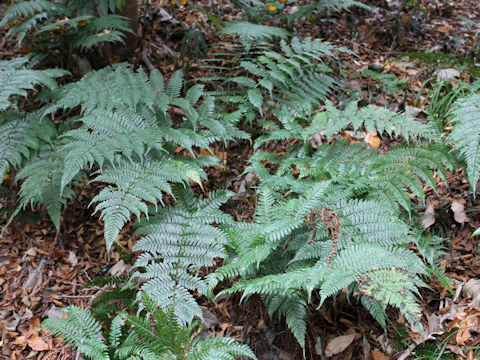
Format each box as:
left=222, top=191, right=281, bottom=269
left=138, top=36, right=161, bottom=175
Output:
left=449, top=94, right=480, bottom=189
left=0, top=111, right=56, bottom=181
left=220, top=21, right=289, bottom=42
left=0, top=57, right=67, bottom=111
left=132, top=189, right=232, bottom=324
left=320, top=100, right=438, bottom=141
left=43, top=305, right=109, bottom=360
left=15, top=143, right=75, bottom=230
left=91, top=155, right=205, bottom=252
left=0, top=0, right=67, bottom=28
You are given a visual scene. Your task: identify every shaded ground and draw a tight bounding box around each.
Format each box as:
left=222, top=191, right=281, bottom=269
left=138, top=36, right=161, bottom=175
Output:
left=2, top=0, right=480, bottom=359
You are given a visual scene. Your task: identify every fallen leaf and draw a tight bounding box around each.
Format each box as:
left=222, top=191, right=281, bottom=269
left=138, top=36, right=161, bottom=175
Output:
left=25, top=248, right=37, bottom=257
left=325, top=333, right=356, bottom=357
left=422, top=204, right=436, bottom=228
left=451, top=200, right=468, bottom=224
left=365, top=132, right=381, bottom=148
left=463, top=279, right=480, bottom=309
left=27, top=335, right=50, bottom=351
left=371, top=348, right=389, bottom=360
left=67, top=251, right=78, bottom=267
left=434, top=24, right=453, bottom=34
left=108, top=259, right=129, bottom=276
left=435, top=68, right=460, bottom=81
left=12, top=335, right=27, bottom=346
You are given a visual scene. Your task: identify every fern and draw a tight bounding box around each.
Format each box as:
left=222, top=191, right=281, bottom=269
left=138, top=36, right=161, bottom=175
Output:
left=315, top=100, right=439, bottom=141
left=0, top=111, right=56, bottom=181
left=249, top=140, right=454, bottom=212
left=0, top=57, right=67, bottom=111
left=0, top=0, right=67, bottom=28
left=449, top=93, right=480, bottom=189
left=209, top=98, right=452, bottom=346
left=1, top=0, right=133, bottom=51
left=15, top=143, right=76, bottom=230
left=43, top=305, right=110, bottom=360
left=132, top=188, right=234, bottom=324
left=210, top=187, right=429, bottom=347
left=40, top=64, right=244, bottom=250
left=220, top=21, right=289, bottom=40
left=43, top=292, right=256, bottom=360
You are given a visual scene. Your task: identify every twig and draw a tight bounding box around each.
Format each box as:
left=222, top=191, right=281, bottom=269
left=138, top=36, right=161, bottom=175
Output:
left=141, top=47, right=155, bottom=71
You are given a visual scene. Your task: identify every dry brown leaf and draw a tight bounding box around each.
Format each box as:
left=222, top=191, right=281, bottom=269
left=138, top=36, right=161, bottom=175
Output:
left=451, top=200, right=468, bottom=224
left=325, top=333, right=356, bottom=357
left=12, top=335, right=27, bottom=346
left=364, top=132, right=381, bottom=148
left=371, top=348, right=389, bottom=360
left=108, top=260, right=129, bottom=276
left=422, top=204, right=436, bottom=228
left=27, top=335, right=50, bottom=351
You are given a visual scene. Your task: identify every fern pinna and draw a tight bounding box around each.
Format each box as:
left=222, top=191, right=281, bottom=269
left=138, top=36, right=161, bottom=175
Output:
left=43, top=292, right=256, bottom=360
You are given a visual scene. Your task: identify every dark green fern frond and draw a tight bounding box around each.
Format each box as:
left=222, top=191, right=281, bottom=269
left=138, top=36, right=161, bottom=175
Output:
left=262, top=293, right=307, bottom=349
left=220, top=21, right=289, bottom=44
left=188, top=336, right=257, bottom=360
left=42, top=305, right=109, bottom=360
left=449, top=94, right=480, bottom=189
left=0, top=0, right=67, bottom=28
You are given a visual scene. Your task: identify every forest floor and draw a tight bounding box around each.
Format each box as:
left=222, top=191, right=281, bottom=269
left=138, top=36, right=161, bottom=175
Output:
left=2, top=0, right=480, bottom=359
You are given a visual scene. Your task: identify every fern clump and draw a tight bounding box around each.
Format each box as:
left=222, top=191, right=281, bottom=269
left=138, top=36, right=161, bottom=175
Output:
left=206, top=97, right=455, bottom=348
left=39, top=64, right=244, bottom=249
left=43, top=292, right=256, bottom=360
left=207, top=183, right=429, bottom=347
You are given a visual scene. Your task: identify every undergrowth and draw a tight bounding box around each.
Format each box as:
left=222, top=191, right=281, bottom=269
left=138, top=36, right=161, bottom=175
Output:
left=1, top=1, right=479, bottom=358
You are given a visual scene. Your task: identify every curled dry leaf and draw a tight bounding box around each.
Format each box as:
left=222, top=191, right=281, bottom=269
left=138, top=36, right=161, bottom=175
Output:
left=451, top=200, right=468, bottom=224
left=325, top=333, right=356, bottom=357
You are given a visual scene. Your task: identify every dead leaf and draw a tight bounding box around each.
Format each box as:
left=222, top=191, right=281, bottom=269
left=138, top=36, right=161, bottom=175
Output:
left=24, top=248, right=37, bottom=257
left=371, top=348, right=389, bottom=360
left=325, top=333, right=356, bottom=357
left=422, top=204, right=436, bottom=228
left=451, top=200, right=468, bottom=224
left=27, top=335, right=50, bottom=351
left=12, top=335, right=27, bottom=346
left=108, top=259, right=129, bottom=276
left=463, top=279, right=480, bottom=309
left=364, top=132, right=381, bottom=148
left=435, top=68, right=461, bottom=81
left=67, top=251, right=78, bottom=267
left=434, top=24, right=453, bottom=34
